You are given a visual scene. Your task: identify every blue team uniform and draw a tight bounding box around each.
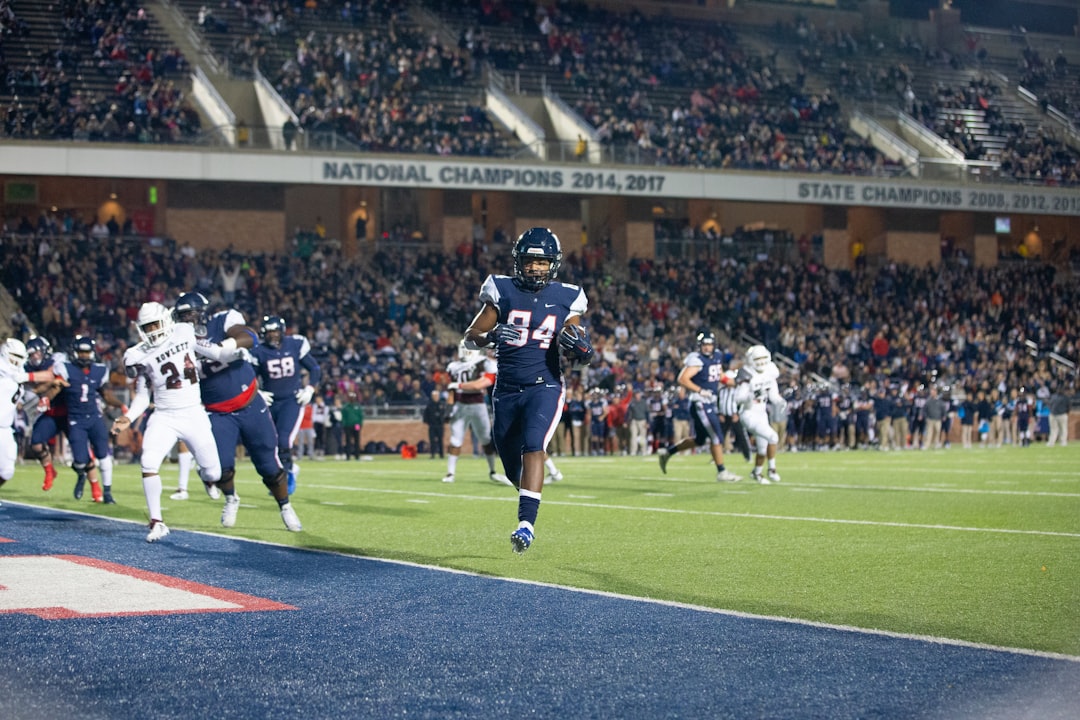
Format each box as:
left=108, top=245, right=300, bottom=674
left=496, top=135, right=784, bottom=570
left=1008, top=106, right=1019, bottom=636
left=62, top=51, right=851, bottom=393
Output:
left=482, top=274, right=587, bottom=484
left=686, top=349, right=726, bottom=447
left=249, top=334, right=322, bottom=463
left=197, top=310, right=281, bottom=478
left=29, top=354, right=66, bottom=446
left=54, top=359, right=112, bottom=468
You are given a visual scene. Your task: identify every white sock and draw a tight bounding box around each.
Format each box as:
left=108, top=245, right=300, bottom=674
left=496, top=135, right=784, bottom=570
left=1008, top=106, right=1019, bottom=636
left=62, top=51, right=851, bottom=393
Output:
left=99, top=456, right=113, bottom=487
left=177, top=451, right=193, bottom=491
left=142, top=474, right=163, bottom=522
left=447, top=454, right=458, bottom=474
left=545, top=458, right=558, bottom=474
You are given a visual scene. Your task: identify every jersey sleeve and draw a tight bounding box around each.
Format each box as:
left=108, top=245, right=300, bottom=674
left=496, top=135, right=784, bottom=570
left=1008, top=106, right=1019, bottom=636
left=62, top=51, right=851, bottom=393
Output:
left=478, top=275, right=501, bottom=307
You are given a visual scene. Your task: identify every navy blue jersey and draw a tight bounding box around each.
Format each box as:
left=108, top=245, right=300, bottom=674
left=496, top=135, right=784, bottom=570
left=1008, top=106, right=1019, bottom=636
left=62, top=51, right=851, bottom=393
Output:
left=197, top=309, right=260, bottom=411
left=682, top=350, right=725, bottom=399
left=480, top=274, right=587, bottom=388
left=250, top=334, right=321, bottom=398
left=54, top=361, right=109, bottom=419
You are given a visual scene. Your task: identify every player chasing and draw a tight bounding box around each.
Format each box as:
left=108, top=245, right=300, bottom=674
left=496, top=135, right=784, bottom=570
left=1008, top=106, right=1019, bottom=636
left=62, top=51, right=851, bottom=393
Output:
left=173, top=292, right=302, bottom=533
left=656, top=331, right=741, bottom=482
left=441, top=341, right=511, bottom=486
left=734, top=345, right=786, bottom=484
left=462, top=228, right=594, bottom=554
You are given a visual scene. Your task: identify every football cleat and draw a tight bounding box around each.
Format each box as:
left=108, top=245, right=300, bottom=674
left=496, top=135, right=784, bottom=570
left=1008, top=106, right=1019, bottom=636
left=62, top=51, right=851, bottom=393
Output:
left=768, top=470, right=782, bottom=483
left=102, top=488, right=116, bottom=505
left=441, top=473, right=455, bottom=483
left=717, top=469, right=742, bottom=483
left=280, top=503, right=303, bottom=532
left=510, top=524, right=534, bottom=554
left=489, top=471, right=513, bottom=487
left=287, top=463, right=300, bottom=495
left=658, top=448, right=671, bottom=474
left=221, top=495, right=240, bottom=528
left=169, top=489, right=189, bottom=501
left=146, top=520, right=170, bottom=543
left=544, top=470, right=563, bottom=485
left=43, top=463, right=57, bottom=491
left=203, top=482, right=221, bottom=500
left=73, top=473, right=87, bottom=500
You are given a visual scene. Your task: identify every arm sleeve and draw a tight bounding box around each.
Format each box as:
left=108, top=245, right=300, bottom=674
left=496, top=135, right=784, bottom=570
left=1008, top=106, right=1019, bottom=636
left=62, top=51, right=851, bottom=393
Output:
left=300, top=351, right=322, bottom=387
left=125, top=373, right=151, bottom=421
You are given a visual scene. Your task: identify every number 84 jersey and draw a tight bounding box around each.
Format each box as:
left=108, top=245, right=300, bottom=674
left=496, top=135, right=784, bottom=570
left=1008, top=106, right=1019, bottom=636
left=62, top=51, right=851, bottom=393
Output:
left=123, top=322, right=203, bottom=411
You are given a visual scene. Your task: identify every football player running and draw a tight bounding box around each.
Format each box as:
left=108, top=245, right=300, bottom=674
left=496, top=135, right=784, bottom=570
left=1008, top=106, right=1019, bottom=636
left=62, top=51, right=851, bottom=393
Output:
left=249, top=315, right=322, bottom=495
left=0, top=339, right=60, bottom=499
left=173, top=292, right=301, bottom=532
left=463, top=228, right=594, bottom=553
left=111, top=303, right=223, bottom=542
left=53, top=336, right=125, bottom=503
left=657, top=331, right=741, bottom=482
left=442, top=341, right=511, bottom=486
left=734, top=345, right=786, bottom=484
left=23, top=336, right=68, bottom=491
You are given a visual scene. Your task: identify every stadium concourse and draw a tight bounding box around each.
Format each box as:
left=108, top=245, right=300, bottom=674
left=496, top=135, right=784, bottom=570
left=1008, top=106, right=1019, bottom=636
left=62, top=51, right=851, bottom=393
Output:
left=1, top=228, right=1077, bottom=455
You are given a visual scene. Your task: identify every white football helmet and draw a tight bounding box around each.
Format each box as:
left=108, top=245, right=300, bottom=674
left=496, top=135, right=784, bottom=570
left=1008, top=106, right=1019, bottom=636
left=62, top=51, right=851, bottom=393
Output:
left=2, top=338, right=27, bottom=369
left=458, top=339, right=484, bottom=363
left=137, top=302, right=173, bottom=347
left=746, top=344, right=772, bottom=373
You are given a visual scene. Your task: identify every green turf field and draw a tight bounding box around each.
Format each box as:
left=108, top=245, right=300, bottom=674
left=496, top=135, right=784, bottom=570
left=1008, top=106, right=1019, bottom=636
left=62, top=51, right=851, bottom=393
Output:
left=4, top=445, right=1078, bottom=655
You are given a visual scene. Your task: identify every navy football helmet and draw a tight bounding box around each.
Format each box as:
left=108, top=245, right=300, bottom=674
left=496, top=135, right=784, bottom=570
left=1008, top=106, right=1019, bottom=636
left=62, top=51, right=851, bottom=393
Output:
left=71, top=336, right=96, bottom=367
left=261, top=315, right=286, bottom=348
left=26, top=336, right=52, bottom=368
left=696, top=330, right=716, bottom=357
left=173, top=292, right=210, bottom=335
left=512, top=227, right=562, bottom=292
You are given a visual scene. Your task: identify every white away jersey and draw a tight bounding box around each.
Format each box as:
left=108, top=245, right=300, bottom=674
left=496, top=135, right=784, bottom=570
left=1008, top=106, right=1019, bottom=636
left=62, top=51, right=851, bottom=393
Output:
left=123, top=323, right=204, bottom=411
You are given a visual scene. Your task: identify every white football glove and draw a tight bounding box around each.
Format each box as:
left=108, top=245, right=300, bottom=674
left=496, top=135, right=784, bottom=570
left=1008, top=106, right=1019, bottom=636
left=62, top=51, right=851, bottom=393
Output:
left=448, top=382, right=460, bottom=391
left=697, top=389, right=716, bottom=404
left=295, top=385, right=315, bottom=406
left=258, top=389, right=275, bottom=406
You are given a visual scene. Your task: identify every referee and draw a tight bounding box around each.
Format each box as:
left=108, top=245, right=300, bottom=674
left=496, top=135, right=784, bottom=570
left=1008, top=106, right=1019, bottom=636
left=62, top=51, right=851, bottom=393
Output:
left=717, top=373, right=751, bottom=462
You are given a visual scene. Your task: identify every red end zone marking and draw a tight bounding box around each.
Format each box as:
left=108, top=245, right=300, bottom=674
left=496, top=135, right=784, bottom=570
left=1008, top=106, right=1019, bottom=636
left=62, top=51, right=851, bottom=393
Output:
left=0, top=555, right=297, bottom=619
left=0, top=537, right=15, bottom=543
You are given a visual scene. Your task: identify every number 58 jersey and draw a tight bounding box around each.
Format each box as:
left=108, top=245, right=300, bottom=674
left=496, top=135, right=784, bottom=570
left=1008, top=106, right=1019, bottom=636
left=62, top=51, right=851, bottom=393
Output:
left=123, top=322, right=203, bottom=411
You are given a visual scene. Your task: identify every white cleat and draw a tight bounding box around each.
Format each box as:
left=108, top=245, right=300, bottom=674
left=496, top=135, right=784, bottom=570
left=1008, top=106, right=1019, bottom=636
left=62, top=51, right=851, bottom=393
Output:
left=221, top=494, right=240, bottom=528
left=280, top=503, right=303, bottom=532
left=203, top=482, right=221, bottom=500
left=490, top=471, right=514, bottom=486
left=544, top=471, right=564, bottom=485
left=767, top=470, right=782, bottom=483
left=146, top=520, right=170, bottom=543
left=169, top=489, right=189, bottom=501
left=717, top=469, right=742, bottom=483
left=441, top=473, right=455, bottom=483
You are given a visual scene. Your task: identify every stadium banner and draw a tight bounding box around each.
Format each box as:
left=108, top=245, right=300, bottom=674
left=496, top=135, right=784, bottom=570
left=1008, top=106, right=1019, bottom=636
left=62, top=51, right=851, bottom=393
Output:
left=3, top=144, right=1078, bottom=217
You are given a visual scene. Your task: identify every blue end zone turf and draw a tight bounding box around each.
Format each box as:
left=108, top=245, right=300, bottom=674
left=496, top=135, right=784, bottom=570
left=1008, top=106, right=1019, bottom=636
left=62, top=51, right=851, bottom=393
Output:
left=0, top=502, right=1076, bottom=718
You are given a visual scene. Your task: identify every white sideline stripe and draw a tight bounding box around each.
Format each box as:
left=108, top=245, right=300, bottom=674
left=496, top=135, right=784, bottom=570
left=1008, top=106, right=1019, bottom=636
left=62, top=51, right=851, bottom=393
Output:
left=303, top=484, right=1080, bottom=538
left=7, top=502, right=1078, bottom=664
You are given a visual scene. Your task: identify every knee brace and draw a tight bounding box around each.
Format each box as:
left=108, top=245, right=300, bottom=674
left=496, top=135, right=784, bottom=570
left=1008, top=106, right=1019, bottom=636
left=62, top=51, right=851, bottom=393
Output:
left=261, top=470, right=286, bottom=491
left=72, top=460, right=96, bottom=475
left=216, top=468, right=236, bottom=490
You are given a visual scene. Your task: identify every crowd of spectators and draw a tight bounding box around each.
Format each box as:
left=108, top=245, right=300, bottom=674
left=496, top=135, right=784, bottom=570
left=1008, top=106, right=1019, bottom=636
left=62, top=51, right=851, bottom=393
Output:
left=197, top=0, right=507, bottom=156
left=1, top=0, right=196, bottom=143
left=426, top=0, right=892, bottom=174
left=3, top=216, right=1076, bottom=426
left=777, top=15, right=1080, bottom=186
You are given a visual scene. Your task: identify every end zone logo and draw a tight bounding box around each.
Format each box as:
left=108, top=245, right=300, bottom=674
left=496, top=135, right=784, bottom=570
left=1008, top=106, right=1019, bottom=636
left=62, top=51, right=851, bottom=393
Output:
left=0, top=555, right=296, bottom=619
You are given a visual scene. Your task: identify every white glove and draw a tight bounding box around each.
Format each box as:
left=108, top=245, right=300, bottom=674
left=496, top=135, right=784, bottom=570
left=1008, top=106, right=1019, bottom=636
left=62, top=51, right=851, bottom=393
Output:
left=448, top=382, right=460, bottom=391
left=258, top=389, right=275, bottom=406
left=295, top=385, right=315, bottom=405
left=698, top=389, right=716, bottom=403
